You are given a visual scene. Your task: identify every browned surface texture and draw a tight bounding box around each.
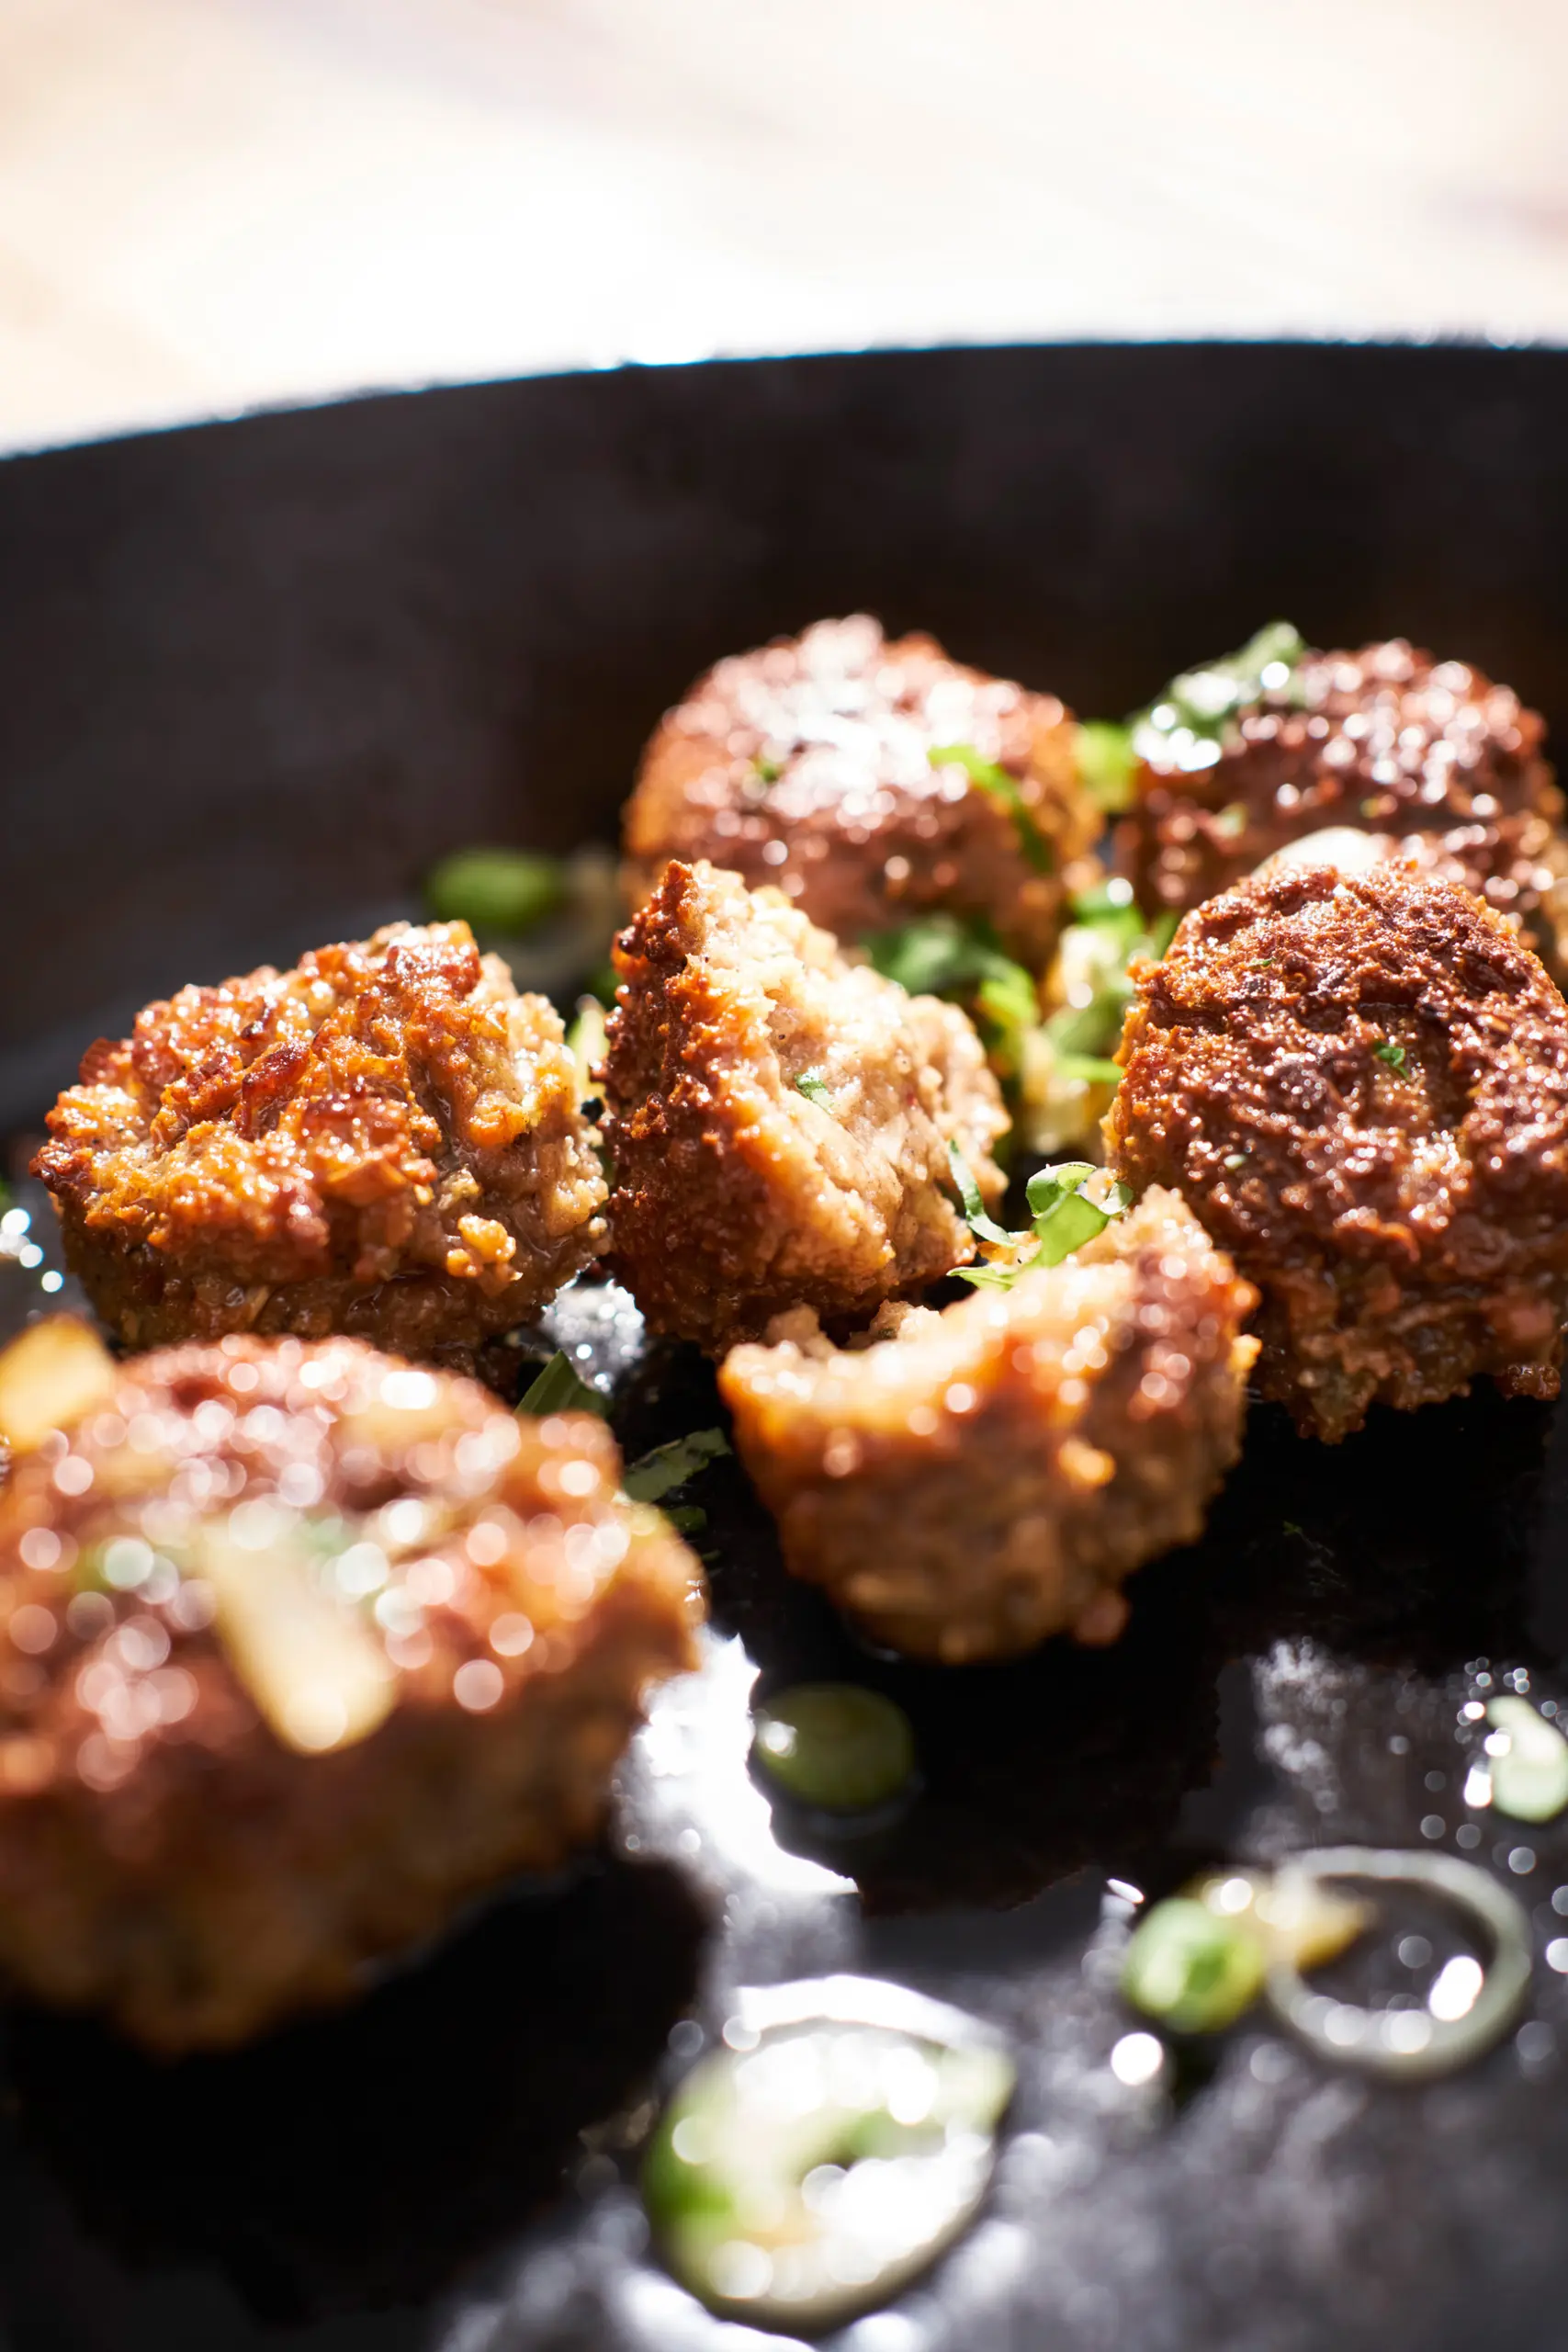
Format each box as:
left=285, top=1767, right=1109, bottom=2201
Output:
left=1117, top=639, right=1568, bottom=972
left=1106, top=864, right=1568, bottom=1442
left=34, top=922, right=606, bottom=1362
left=0, top=1333, right=701, bottom=2050
left=720, top=1189, right=1257, bottom=1662
left=624, top=615, right=1097, bottom=965
left=603, top=859, right=1007, bottom=1352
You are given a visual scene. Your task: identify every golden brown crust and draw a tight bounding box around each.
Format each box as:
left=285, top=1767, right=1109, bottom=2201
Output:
left=603, top=860, right=1008, bottom=1352
left=1105, top=864, right=1568, bottom=1442
left=34, top=922, right=606, bottom=1362
left=720, top=1190, right=1257, bottom=1662
left=1117, top=639, right=1568, bottom=973
left=623, top=614, right=1097, bottom=965
left=0, top=1334, right=700, bottom=2049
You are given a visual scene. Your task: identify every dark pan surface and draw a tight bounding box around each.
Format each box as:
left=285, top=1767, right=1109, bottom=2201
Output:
left=2, top=343, right=1568, bottom=2351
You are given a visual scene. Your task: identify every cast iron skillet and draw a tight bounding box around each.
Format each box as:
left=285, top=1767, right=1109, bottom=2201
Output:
left=1, top=344, right=1567, bottom=2352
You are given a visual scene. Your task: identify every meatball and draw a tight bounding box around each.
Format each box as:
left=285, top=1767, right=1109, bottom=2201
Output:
left=1118, top=634, right=1568, bottom=971
left=0, top=1327, right=700, bottom=2050
left=35, top=922, right=606, bottom=1363
left=624, top=615, right=1098, bottom=967
left=1105, top=863, right=1568, bottom=1442
left=719, top=1190, right=1258, bottom=1663
left=603, top=859, right=1008, bottom=1353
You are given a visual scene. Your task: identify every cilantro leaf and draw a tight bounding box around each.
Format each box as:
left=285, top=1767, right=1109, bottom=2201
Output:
left=519, top=1351, right=608, bottom=1419
left=794, top=1071, right=834, bottom=1110
left=1373, top=1039, right=1408, bottom=1074
left=1076, top=721, right=1137, bottom=813
left=623, top=1428, right=730, bottom=1505
left=947, top=1141, right=1017, bottom=1247
left=1133, top=620, right=1309, bottom=763
left=930, top=743, right=1054, bottom=874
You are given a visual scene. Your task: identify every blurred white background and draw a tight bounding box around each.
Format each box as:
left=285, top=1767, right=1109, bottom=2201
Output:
left=2, top=0, right=1566, bottom=452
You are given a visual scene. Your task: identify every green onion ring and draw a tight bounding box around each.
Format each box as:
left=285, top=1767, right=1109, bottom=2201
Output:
left=1263, top=1847, right=1533, bottom=2082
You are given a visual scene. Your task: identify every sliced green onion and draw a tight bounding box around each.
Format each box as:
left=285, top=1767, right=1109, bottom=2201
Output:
left=1122, top=1896, right=1267, bottom=2033
left=1485, top=1695, right=1568, bottom=1824
left=1076, top=721, right=1137, bottom=813
left=930, top=743, right=1054, bottom=874
left=1262, top=1848, right=1533, bottom=2082
left=644, top=1977, right=1013, bottom=2330
left=518, top=1350, right=608, bottom=1419
left=947, top=1141, right=1015, bottom=1247
left=753, top=1684, right=917, bottom=1813
left=623, top=1428, right=729, bottom=1505
left=425, top=846, right=568, bottom=937
left=565, top=994, right=608, bottom=1102
left=794, top=1071, right=834, bottom=1110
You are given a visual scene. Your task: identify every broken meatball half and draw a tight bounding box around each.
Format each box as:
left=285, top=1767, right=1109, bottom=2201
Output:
left=1117, top=629, right=1568, bottom=973
left=603, top=860, right=1009, bottom=1352
left=0, top=1325, right=700, bottom=2051
left=35, top=922, right=606, bottom=1363
left=720, top=1190, right=1257, bottom=1663
left=624, top=615, right=1099, bottom=967
left=1105, top=862, right=1568, bottom=1442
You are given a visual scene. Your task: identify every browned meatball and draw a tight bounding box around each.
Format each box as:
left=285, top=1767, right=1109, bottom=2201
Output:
left=603, top=859, right=1008, bottom=1353
left=1105, top=863, right=1568, bottom=1442
left=0, top=1327, right=700, bottom=2050
left=624, top=615, right=1098, bottom=967
left=720, top=1190, right=1257, bottom=1663
left=35, top=922, right=606, bottom=1363
left=1118, top=635, right=1568, bottom=972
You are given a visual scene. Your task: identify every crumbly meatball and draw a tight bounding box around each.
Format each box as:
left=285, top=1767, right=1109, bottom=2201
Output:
left=603, top=859, right=1008, bottom=1353
left=35, top=922, right=606, bottom=1363
left=719, top=1190, right=1257, bottom=1663
left=1118, top=638, right=1568, bottom=971
left=0, top=1329, right=700, bottom=2050
left=1105, top=864, right=1568, bottom=1442
left=624, top=615, right=1098, bottom=966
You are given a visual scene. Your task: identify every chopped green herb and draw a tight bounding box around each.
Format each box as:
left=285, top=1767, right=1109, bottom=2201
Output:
left=947, top=1142, right=1015, bottom=1247
left=952, top=1161, right=1129, bottom=1288
left=930, top=743, right=1054, bottom=874
left=752, top=1683, right=917, bottom=1812
left=664, top=1504, right=707, bottom=1536
left=1282, top=1520, right=1303, bottom=1535
left=1121, top=1896, right=1267, bottom=2034
left=1372, top=1039, right=1408, bottom=1075
left=425, top=846, right=568, bottom=938
left=1054, top=1053, right=1122, bottom=1086
left=794, top=1071, right=834, bottom=1110
left=1076, top=720, right=1137, bottom=813
left=623, top=1427, right=729, bottom=1505
left=1147, top=910, right=1179, bottom=956
left=1132, top=620, right=1309, bottom=765
left=866, top=913, right=1040, bottom=1080
left=518, top=1350, right=608, bottom=1419
left=754, top=755, right=784, bottom=783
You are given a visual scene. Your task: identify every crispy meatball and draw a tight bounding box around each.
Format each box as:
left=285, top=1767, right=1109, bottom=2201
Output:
left=624, top=615, right=1098, bottom=967
left=1105, top=863, right=1568, bottom=1442
left=0, top=1329, right=700, bottom=2050
left=603, top=859, right=1009, bottom=1353
left=1118, top=636, right=1568, bottom=971
left=719, top=1190, right=1257, bottom=1663
left=35, top=922, right=606, bottom=1363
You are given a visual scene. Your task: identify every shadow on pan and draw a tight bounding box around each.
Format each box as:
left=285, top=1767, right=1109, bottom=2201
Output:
left=1, top=1855, right=705, bottom=2333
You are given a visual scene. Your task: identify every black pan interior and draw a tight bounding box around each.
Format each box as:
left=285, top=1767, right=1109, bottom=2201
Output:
left=2, top=342, right=1568, bottom=2352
